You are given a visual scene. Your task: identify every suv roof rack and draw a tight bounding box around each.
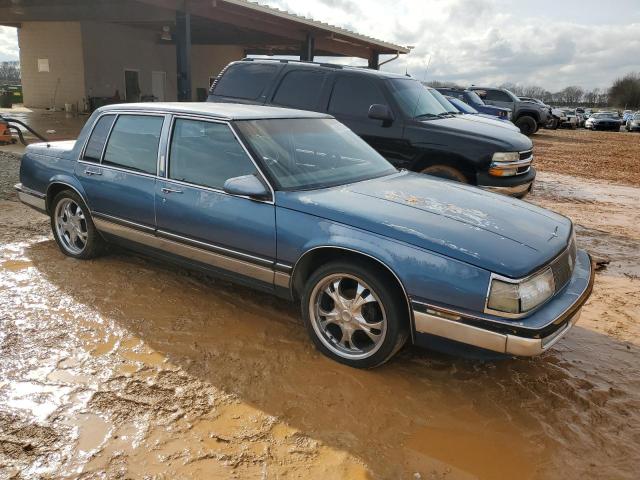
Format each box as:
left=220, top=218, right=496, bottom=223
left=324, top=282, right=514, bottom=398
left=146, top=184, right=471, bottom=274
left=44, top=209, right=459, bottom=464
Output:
left=240, top=57, right=346, bottom=69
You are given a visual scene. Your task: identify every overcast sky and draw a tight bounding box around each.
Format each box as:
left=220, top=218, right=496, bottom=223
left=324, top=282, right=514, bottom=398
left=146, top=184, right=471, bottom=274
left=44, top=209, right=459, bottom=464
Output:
left=2, top=0, right=639, bottom=91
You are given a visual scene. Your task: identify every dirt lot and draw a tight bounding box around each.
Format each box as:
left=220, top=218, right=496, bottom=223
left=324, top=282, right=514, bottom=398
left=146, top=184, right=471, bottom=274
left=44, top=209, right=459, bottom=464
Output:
left=1, top=129, right=639, bottom=479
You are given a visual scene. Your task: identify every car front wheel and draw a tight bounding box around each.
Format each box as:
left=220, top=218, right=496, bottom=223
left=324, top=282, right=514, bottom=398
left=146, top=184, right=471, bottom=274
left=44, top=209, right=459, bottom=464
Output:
left=51, top=190, right=105, bottom=259
left=301, top=261, right=409, bottom=368
left=515, top=115, right=537, bottom=136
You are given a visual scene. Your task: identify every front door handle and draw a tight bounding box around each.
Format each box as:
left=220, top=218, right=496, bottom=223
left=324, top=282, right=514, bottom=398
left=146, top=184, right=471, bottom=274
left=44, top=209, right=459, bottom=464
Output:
left=84, top=168, right=102, bottom=176
left=161, top=187, right=183, bottom=194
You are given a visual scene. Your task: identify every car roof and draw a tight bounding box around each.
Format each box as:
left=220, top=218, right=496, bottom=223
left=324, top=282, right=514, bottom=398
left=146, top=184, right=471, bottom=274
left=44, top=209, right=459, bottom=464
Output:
left=96, top=102, right=333, bottom=121
left=236, top=58, right=410, bottom=80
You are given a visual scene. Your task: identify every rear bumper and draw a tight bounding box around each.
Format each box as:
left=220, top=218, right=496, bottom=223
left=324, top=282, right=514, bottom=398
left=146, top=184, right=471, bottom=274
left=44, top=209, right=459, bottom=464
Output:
left=15, top=183, right=47, bottom=214
left=411, top=250, right=595, bottom=357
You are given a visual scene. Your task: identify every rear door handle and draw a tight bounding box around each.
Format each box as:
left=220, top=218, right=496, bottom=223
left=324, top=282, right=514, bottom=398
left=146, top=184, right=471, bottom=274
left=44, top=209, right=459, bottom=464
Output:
left=161, top=187, right=183, bottom=194
left=84, top=168, right=102, bottom=176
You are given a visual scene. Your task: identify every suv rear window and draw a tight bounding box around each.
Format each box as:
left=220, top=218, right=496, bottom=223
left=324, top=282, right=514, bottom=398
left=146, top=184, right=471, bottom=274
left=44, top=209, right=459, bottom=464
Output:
left=272, top=69, right=325, bottom=110
left=212, top=63, right=278, bottom=100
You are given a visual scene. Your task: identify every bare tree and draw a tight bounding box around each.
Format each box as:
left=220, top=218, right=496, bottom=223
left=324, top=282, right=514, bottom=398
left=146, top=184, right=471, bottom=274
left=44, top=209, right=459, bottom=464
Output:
left=608, top=72, right=640, bottom=109
left=0, top=61, right=21, bottom=84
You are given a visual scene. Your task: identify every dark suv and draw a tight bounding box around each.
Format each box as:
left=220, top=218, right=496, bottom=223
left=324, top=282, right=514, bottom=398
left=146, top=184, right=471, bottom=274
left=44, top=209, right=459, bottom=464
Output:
left=208, top=59, right=535, bottom=197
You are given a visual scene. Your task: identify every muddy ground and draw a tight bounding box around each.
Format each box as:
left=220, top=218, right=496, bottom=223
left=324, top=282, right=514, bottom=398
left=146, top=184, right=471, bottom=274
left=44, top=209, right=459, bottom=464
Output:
left=1, top=129, right=639, bottom=479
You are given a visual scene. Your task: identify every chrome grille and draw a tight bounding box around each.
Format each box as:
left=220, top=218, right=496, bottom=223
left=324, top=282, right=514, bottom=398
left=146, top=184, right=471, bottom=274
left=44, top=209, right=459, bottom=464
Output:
left=550, top=235, right=577, bottom=292
left=519, top=149, right=533, bottom=161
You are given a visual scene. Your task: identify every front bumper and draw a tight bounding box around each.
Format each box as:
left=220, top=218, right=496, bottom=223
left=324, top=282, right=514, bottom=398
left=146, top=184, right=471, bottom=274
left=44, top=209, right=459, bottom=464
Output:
left=411, top=250, right=595, bottom=357
left=477, top=166, right=536, bottom=198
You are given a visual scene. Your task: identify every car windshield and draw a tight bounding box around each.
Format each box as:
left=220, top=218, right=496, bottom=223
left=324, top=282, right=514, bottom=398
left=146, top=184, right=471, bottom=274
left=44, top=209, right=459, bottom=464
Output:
left=634, top=113, right=640, bottom=119
left=593, top=113, right=613, bottom=118
left=386, top=78, right=450, bottom=119
left=235, top=118, right=397, bottom=191
left=429, top=88, right=459, bottom=114
left=465, top=90, right=485, bottom=105
left=448, top=97, right=478, bottom=114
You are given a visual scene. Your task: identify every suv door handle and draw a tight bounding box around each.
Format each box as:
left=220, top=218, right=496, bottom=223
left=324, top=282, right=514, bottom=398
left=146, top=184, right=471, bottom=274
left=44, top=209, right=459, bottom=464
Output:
left=161, top=187, right=183, bottom=194
left=84, top=168, right=102, bottom=176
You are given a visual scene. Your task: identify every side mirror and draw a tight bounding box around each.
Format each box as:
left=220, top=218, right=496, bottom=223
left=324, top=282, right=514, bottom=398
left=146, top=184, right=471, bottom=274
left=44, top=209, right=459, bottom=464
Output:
left=368, top=104, right=393, bottom=123
left=223, top=174, right=270, bottom=201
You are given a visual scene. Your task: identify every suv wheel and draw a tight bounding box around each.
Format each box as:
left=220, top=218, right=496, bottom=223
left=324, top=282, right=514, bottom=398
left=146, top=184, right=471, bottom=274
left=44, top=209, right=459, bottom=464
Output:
left=51, top=190, right=105, bottom=259
left=515, top=115, right=537, bottom=136
left=301, top=261, right=409, bottom=368
left=420, top=165, right=468, bottom=183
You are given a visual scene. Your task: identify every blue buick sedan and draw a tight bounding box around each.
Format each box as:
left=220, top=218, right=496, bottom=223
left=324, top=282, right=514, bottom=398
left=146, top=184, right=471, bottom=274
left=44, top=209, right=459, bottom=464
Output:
left=16, top=103, right=594, bottom=368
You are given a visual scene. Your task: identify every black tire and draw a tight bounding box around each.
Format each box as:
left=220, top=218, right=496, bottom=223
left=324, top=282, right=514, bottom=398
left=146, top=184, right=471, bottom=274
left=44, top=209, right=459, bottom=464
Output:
left=420, top=164, right=469, bottom=183
left=50, top=190, right=105, bottom=259
left=515, top=115, right=537, bottom=136
left=300, top=260, right=409, bottom=369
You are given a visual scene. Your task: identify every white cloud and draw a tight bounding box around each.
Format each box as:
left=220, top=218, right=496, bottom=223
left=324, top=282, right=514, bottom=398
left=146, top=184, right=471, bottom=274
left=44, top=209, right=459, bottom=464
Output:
left=261, top=0, right=640, bottom=91
left=0, top=27, right=18, bottom=61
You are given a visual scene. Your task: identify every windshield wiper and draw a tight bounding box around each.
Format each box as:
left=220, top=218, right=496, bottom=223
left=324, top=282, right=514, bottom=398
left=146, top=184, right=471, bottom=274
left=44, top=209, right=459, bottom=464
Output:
left=413, top=113, right=438, bottom=119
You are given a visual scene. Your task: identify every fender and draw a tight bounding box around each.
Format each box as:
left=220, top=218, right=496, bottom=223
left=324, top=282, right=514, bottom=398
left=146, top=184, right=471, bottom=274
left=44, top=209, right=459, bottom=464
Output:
left=515, top=109, right=541, bottom=123
left=46, top=174, right=89, bottom=212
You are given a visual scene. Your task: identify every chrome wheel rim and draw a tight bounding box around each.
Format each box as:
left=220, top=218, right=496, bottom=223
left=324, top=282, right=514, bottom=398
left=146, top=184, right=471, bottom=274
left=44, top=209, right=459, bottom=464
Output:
left=309, top=273, right=387, bottom=360
left=54, top=198, right=88, bottom=255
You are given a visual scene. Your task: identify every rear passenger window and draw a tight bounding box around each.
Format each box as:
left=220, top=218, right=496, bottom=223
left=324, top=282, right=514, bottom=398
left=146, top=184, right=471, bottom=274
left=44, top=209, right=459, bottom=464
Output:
left=169, top=119, right=256, bottom=190
left=272, top=70, right=325, bottom=110
left=83, top=114, right=116, bottom=162
left=482, top=90, right=512, bottom=102
left=103, top=115, right=164, bottom=175
left=328, top=76, right=387, bottom=118
left=212, top=63, right=278, bottom=100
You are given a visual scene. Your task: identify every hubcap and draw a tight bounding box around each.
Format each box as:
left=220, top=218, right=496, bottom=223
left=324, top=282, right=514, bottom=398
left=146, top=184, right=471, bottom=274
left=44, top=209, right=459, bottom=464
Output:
left=54, top=198, right=88, bottom=255
left=309, top=274, right=387, bottom=360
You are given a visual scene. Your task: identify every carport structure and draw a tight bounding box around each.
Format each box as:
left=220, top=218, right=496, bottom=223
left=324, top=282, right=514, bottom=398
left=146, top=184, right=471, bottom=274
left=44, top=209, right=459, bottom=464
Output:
left=1, top=0, right=409, bottom=107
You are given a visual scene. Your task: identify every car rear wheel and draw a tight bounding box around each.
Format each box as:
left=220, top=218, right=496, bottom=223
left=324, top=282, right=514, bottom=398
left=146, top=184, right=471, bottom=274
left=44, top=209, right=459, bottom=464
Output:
left=420, top=165, right=468, bottom=183
left=51, top=190, right=105, bottom=259
left=301, top=261, right=409, bottom=368
left=515, top=115, right=537, bottom=136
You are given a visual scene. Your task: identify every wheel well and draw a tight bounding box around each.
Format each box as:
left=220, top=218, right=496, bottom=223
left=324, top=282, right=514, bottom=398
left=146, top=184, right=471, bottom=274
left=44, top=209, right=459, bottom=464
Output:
left=514, top=111, right=540, bottom=123
left=291, top=247, right=412, bottom=326
left=46, top=183, right=79, bottom=214
left=412, top=153, right=476, bottom=184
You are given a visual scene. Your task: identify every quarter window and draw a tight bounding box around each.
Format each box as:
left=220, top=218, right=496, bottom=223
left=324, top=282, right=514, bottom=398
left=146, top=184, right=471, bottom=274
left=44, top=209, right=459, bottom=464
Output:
left=328, top=76, right=387, bottom=118
left=272, top=70, right=325, bottom=110
left=83, top=114, right=116, bottom=162
left=169, top=119, right=256, bottom=190
left=103, top=115, right=164, bottom=174
left=212, top=63, right=279, bottom=100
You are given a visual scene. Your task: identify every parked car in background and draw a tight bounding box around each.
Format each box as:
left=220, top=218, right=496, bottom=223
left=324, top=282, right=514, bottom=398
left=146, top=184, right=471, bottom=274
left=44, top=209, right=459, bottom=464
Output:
left=15, top=102, right=594, bottom=367
left=208, top=59, right=536, bottom=197
left=585, top=112, right=621, bottom=131
left=560, top=109, right=578, bottom=129
left=435, top=87, right=511, bottom=122
left=469, top=87, right=551, bottom=136
left=626, top=112, right=640, bottom=132
left=622, top=110, right=634, bottom=124
left=445, top=96, right=520, bottom=131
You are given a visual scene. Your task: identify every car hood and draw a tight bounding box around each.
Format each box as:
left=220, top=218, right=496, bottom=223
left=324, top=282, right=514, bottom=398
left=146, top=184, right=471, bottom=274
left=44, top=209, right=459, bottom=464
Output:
left=458, top=113, right=520, bottom=132
left=277, top=172, right=572, bottom=278
left=417, top=116, right=532, bottom=152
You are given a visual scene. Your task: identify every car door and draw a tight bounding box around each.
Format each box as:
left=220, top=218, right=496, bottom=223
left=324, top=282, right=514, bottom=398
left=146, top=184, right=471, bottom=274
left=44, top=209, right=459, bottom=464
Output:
left=155, top=115, right=276, bottom=285
left=76, top=113, right=166, bottom=229
left=325, top=74, right=413, bottom=169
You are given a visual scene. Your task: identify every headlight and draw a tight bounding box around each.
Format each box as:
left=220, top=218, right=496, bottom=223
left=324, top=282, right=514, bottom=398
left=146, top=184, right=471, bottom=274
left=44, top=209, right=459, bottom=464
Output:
left=487, top=268, right=555, bottom=315
left=492, top=152, right=519, bottom=162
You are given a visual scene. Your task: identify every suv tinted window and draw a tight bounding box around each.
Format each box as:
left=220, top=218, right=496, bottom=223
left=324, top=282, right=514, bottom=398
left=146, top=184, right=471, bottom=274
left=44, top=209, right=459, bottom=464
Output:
left=103, top=115, right=164, bottom=174
left=272, top=69, right=325, bottom=110
left=212, top=63, right=278, bottom=100
left=481, top=89, right=513, bottom=102
left=83, top=114, right=116, bottom=162
left=328, top=76, right=387, bottom=118
left=169, top=119, right=256, bottom=190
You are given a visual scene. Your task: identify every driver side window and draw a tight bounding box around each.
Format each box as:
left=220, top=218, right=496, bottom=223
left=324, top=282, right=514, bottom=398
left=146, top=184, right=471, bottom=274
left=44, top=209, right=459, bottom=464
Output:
left=168, top=119, right=256, bottom=190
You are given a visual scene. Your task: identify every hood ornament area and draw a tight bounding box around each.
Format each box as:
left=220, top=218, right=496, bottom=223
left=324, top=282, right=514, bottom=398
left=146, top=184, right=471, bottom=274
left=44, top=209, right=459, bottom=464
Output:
left=549, top=226, right=559, bottom=241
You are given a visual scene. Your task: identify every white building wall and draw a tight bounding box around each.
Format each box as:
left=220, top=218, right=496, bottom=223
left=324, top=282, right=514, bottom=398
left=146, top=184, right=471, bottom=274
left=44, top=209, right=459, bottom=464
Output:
left=17, top=22, right=86, bottom=109
left=80, top=21, right=178, bottom=102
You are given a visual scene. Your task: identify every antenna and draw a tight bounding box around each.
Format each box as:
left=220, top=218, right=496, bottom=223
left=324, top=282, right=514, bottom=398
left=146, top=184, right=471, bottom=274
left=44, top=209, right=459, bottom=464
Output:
left=423, top=55, right=432, bottom=83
